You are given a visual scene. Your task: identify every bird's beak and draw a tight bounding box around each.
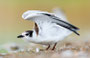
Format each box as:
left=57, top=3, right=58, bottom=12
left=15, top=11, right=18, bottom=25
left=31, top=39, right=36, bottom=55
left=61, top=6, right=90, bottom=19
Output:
left=17, top=35, right=24, bottom=38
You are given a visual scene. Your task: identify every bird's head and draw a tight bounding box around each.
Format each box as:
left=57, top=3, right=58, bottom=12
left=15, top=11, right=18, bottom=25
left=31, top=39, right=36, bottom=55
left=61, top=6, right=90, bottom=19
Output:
left=17, top=30, right=33, bottom=39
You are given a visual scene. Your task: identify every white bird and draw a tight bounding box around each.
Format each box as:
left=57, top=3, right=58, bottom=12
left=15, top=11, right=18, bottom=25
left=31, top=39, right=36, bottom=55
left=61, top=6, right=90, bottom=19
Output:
left=17, top=9, right=79, bottom=50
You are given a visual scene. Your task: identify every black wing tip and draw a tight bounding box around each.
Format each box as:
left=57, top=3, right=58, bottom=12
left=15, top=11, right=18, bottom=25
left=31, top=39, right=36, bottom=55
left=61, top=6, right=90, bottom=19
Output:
left=76, top=27, right=79, bottom=29
left=71, top=25, right=80, bottom=31
left=76, top=33, right=80, bottom=36
left=42, top=13, right=80, bottom=36
left=74, top=31, right=80, bottom=36
left=71, top=25, right=80, bottom=30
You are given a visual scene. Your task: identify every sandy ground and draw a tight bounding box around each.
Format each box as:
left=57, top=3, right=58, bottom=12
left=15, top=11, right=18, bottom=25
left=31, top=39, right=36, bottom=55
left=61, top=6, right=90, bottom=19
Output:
left=0, top=42, right=90, bottom=58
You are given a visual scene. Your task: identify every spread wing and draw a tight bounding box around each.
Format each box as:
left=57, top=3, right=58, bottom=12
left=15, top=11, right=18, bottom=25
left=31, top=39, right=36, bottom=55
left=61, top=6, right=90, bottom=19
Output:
left=22, top=10, right=80, bottom=35
left=52, top=8, right=68, bottom=22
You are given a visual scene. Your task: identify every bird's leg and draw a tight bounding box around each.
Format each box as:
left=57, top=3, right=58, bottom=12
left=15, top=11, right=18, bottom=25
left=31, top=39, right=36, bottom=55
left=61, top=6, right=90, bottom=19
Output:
left=52, top=43, right=57, bottom=50
left=46, top=45, right=50, bottom=50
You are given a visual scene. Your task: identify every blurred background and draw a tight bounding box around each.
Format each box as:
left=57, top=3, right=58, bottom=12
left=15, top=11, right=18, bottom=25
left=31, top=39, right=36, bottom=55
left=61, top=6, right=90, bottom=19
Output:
left=0, top=0, right=90, bottom=46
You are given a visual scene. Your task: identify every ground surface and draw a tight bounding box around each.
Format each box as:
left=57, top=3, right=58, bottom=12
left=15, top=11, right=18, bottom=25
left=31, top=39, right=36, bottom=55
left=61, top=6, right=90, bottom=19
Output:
left=0, top=42, right=90, bottom=58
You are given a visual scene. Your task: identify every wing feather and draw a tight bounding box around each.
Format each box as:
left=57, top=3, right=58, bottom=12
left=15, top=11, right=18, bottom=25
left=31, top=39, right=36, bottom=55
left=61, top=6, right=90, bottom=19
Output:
left=42, top=13, right=80, bottom=35
left=22, top=10, right=80, bottom=35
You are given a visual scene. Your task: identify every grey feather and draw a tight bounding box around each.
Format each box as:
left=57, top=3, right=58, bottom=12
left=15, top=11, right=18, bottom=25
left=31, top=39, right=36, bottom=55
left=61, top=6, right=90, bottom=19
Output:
left=42, top=13, right=80, bottom=35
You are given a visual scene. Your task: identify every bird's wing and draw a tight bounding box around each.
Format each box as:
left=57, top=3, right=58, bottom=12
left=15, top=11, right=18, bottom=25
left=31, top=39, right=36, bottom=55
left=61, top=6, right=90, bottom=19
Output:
left=22, top=10, right=80, bottom=35
left=52, top=8, right=68, bottom=22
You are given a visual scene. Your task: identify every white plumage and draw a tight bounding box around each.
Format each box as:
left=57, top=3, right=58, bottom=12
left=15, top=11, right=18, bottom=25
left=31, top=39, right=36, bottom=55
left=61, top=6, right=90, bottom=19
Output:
left=18, top=8, right=79, bottom=50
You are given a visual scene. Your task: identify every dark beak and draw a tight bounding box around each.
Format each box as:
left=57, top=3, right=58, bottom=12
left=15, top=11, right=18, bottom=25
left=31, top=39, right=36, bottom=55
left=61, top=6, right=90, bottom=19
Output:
left=17, top=35, right=24, bottom=38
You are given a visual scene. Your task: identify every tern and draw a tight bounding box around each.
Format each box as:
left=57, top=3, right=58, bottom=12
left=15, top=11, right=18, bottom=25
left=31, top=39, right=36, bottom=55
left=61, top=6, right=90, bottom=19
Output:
left=17, top=9, right=79, bottom=50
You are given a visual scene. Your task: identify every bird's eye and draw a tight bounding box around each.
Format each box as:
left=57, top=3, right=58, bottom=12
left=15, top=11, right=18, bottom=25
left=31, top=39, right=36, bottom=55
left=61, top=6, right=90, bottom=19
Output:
left=25, top=34, right=29, bottom=36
